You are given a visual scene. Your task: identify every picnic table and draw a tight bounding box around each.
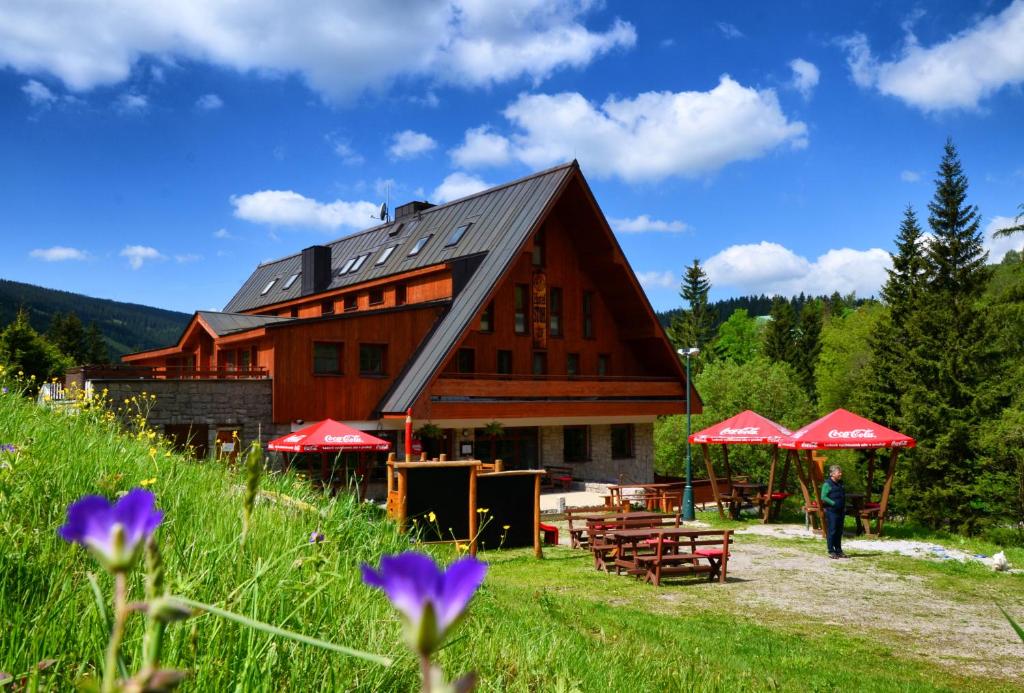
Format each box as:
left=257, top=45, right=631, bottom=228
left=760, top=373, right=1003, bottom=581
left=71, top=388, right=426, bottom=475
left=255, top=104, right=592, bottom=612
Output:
left=726, top=481, right=765, bottom=519
left=585, top=513, right=674, bottom=571
left=604, top=483, right=682, bottom=512
left=606, top=527, right=734, bottom=586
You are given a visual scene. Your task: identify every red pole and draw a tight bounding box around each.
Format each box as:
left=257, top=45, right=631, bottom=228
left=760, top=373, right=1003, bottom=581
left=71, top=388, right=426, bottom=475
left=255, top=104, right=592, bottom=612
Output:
left=405, top=407, right=413, bottom=463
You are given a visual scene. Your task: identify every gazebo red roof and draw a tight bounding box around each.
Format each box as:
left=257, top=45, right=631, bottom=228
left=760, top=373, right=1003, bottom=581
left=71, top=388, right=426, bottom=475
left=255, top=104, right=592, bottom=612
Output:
left=689, top=410, right=792, bottom=445
left=267, top=419, right=392, bottom=453
left=779, top=409, right=916, bottom=450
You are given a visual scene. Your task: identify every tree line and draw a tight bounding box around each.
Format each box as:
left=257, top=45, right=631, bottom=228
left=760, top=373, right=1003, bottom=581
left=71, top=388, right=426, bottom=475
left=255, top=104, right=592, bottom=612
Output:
left=658, top=139, right=1024, bottom=543
left=0, top=308, right=110, bottom=387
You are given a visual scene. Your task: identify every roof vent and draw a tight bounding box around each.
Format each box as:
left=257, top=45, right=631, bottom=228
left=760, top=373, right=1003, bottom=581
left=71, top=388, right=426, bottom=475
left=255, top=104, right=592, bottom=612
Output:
left=300, top=245, right=332, bottom=296
left=395, top=200, right=434, bottom=220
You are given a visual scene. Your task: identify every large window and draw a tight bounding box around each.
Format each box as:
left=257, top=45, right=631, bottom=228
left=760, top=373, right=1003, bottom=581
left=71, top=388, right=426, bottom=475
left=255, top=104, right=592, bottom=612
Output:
left=566, top=352, right=579, bottom=377
left=582, top=291, right=594, bottom=338
left=479, top=301, right=494, bottom=333
left=611, top=424, right=634, bottom=459
left=456, top=348, right=475, bottom=374
left=497, top=350, right=513, bottom=374
left=597, top=353, right=610, bottom=376
left=359, top=344, right=387, bottom=376
left=532, top=230, right=545, bottom=267
left=514, top=284, right=527, bottom=334
left=563, top=426, right=589, bottom=462
left=532, top=351, right=547, bottom=376
left=313, top=342, right=343, bottom=375
left=549, top=287, right=562, bottom=337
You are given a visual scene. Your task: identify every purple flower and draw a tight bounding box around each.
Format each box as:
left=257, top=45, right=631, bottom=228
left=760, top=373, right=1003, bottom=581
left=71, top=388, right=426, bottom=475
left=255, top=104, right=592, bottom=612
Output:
left=362, top=553, right=486, bottom=656
left=59, top=488, right=164, bottom=571
left=0, top=444, right=16, bottom=454
left=309, top=530, right=325, bottom=544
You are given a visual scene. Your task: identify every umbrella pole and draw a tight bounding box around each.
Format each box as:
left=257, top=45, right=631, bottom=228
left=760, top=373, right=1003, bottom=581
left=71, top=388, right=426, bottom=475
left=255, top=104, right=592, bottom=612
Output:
left=876, top=449, right=899, bottom=536
left=763, top=445, right=778, bottom=524
left=703, top=444, right=725, bottom=519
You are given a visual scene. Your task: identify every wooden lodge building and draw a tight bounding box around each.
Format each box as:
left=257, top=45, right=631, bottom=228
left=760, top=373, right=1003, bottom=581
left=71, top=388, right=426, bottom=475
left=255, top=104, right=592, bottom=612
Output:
left=110, top=162, right=700, bottom=483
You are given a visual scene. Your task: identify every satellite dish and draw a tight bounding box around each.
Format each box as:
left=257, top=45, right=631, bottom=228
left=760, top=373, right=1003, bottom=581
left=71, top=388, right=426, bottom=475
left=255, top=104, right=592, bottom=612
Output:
left=378, top=202, right=388, bottom=221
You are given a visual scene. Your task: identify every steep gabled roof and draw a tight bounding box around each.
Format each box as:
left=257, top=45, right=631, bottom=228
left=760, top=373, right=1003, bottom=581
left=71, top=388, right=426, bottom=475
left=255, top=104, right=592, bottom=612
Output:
left=376, top=163, right=576, bottom=414
left=223, top=162, right=577, bottom=313
left=197, top=311, right=292, bottom=337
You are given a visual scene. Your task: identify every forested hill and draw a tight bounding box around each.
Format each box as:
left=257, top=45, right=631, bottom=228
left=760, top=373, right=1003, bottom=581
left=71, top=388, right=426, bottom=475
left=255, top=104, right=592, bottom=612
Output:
left=656, top=292, right=870, bottom=330
left=0, top=278, right=190, bottom=357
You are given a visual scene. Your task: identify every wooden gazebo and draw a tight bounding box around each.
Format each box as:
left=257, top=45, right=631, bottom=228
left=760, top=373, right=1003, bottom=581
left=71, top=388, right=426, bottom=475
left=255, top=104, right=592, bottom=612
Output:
left=779, top=409, right=915, bottom=537
left=689, top=410, right=793, bottom=521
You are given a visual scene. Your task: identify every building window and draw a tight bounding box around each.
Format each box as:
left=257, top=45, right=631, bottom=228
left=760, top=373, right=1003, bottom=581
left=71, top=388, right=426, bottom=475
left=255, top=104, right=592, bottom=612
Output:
left=239, top=348, right=252, bottom=370
left=497, top=350, right=513, bottom=374
left=339, top=257, right=357, bottom=274
left=532, top=351, right=547, bottom=376
left=369, top=288, right=384, bottom=305
left=283, top=273, right=300, bottom=289
left=582, top=290, right=594, bottom=338
left=343, top=295, right=357, bottom=312
left=566, top=352, right=579, bottom=377
left=597, top=353, right=610, bottom=376
left=375, top=246, right=397, bottom=265
left=532, top=230, right=544, bottom=267
left=359, top=344, right=387, bottom=376
left=408, top=235, right=432, bottom=256
left=321, top=299, right=335, bottom=315
left=456, top=348, right=475, bottom=373
left=445, top=223, right=471, bottom=247
left=479, top=301, right=494, bottom=332
left=395, top=285, right=407, bottom=306
left=290, top=306, right=299, bottom=318
left=313, top=342, right=343, bottom=375
left=514, top=284, right=527, bottom=334
left=349, top=253, right=370, bottom=274
left=611, top=424, right=634, bottom=459
left=549, top=287, right=562, bottom=337
left=222, top=350, right=235, bottom=370
left=564, top=426, right=589, bottom=462
left=261, top=278, right=278, bottom=295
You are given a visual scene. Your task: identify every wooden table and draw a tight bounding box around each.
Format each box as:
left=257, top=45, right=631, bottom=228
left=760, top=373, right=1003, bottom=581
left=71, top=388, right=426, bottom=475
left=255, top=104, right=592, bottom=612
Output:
left=604, top=483, right=682, bottom=512
left=728, top=482, right=765, bottom=519
left=585, top=513, right=670, bottom=571
left=605, top=527, right=733, bottom=586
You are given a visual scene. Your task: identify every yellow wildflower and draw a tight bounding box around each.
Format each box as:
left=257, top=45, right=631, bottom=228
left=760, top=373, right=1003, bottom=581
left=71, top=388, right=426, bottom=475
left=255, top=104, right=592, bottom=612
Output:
left=428, top=511, right=437, bottom=523
left=476, top=507, right=490, bottom=514
left=503, top=524, right=510, bottom=530
left=140, top=477, right=157, bottom=487
left=456, top=543, right=469, bottom=553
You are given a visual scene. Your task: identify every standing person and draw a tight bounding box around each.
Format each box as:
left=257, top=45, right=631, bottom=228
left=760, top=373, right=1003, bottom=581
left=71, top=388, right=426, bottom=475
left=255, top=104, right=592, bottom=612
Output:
left=821, top=465, right=847, bottom=559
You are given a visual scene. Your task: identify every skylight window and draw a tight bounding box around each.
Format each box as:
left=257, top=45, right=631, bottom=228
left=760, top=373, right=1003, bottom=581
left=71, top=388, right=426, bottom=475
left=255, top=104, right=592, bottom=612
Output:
left=349, top=253, right=370, bottom=273
left=261, top=278, right=278, bottom=295
left=338, top=257, right=357, bottom=275
left=445, top=223, right=471, bottom=247
left=408, top=235, right=432, bottom=256
left=375, top=245, right=397, bottom=265
left=282, top=272, right=300, bottom=289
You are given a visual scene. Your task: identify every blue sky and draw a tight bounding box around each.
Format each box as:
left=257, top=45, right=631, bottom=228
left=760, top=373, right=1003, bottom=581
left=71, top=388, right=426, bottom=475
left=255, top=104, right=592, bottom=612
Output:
left=2, top=1, right=1023, bottom=314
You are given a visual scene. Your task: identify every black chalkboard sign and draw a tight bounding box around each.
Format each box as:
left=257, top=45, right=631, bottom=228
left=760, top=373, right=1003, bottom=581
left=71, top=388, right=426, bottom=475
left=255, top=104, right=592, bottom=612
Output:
left=404, top=466, right=472, bottom=541
left=476, top=473, right=537, bottom=549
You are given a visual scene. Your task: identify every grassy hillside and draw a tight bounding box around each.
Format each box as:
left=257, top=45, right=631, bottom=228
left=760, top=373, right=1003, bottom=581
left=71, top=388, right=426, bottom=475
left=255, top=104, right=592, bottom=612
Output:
left=1, top=388, right=1020, bottom=691
left=0, top=278, right=190, bottom=358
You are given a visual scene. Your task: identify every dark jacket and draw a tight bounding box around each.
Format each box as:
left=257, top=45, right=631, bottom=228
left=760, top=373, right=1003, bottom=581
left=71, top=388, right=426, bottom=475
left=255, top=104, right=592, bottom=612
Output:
left=821, top=477, right=845, bottom=512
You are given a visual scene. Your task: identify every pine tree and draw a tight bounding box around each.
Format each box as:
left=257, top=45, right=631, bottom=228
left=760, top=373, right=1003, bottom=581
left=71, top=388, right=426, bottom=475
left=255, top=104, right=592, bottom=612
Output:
left=762, top=297, right=796, bottom=366
left=48, top=311, right=88, bottom=363
left=881, top=206, right=926, bottom=322
left=793, top=300, right=822, bottom=401
left=667, top=259, right=715, bottom=366
left=0, top=308, right=71, bottom=387
left=84, top=323, right=110, bottom=364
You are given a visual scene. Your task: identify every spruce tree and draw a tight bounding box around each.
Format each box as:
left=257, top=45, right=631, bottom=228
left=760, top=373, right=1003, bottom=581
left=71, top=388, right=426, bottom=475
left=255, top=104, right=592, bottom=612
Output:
left=84, top=323, right=110, bottom=364
left=0, top=308, right=70, bottom=387
left=48, top=311, right=87, bottom=363
left=794, top=300, right=823, bottom=401
left=667, top=259, right=715, bottom=367
left=762, top=297, right=796, bottom=366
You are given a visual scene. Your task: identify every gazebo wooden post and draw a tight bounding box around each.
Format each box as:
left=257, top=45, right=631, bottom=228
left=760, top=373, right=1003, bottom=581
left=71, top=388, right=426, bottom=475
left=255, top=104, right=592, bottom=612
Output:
left=791, top=450, right=817, bottom=533
left=468, top=465, right=478, bottom=557
left=396, top=465, right=408, bottom=532
left=866, top=449, right=877, bottom=504
left=762, top=444, right=779, bottom=524
left=806, top=451, right=826, bottom=534
left=702, top=443, right=725, bottom=519
left=386, top=453, right=395, bottom=496
left=875, top=449, right=899, bottom=536
left=533, top=473, right=543, bottom=559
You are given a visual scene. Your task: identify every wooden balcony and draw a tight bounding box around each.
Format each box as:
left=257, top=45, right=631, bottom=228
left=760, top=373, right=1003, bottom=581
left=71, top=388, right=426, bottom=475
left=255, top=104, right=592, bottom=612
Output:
left=67, top=364, right=269, bottom=386
left=432, top=373, right=685, bottom=399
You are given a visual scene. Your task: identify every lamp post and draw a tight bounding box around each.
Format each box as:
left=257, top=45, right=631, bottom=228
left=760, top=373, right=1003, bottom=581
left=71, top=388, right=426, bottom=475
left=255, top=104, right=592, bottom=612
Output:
left=677, top=347, right=699, bottom=521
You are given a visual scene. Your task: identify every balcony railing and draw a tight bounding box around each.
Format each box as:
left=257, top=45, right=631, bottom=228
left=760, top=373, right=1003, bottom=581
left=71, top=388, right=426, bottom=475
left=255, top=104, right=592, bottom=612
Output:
left=67, top=364, right=269, bottom=384
left=438, top=372, right=678, bottom=382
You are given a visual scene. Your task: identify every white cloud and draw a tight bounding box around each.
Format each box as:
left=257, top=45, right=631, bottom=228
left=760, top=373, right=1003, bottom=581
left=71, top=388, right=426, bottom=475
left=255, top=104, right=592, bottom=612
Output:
left=389, top=130, right=437, bottom=159
left=29, top=246, right=88, bottom=261
left=175, top=253, right=202, bottom=263
left=840, top=1, right=1024, bottom=111
left=705, top=241, right=891, bottom=297
left=717, top=22, right=744, bottom=39
left=450, top=126, right=512, bottom=168
left=331, top=139, right=364, bottom=165
left=195, top=93, right=223, bottom=110
left=610, top=215, right=689, bottom=234
left=22, top=79, right=56, bottom=106
left=636, top=271, right=676, bottom=289
left=498, top=76, right=807, bottom=182
left=115, top=93, right=148, bottom=113
left=985, top=215, right=1024, bottom=262
left=432, top=172, right=491, bottom=203
left=120, top=245, right=164, bottom=269
left=231, top=190, right=379, bottom=231
left=900, top=170, right=921, bottom=182
left=0, top=1, right=634, bottom=102
left=789, top=58, right=819, bottom=99
left=213, top=228, right=232, bottom=239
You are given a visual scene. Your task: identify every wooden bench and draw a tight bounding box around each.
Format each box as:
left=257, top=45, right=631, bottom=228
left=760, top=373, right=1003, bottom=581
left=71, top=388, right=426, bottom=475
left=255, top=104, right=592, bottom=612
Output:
left=543, top=465, right=575, bottom=490
left=587, top=514, right=678, bottom=572
left=632, top=530, right=733, bottom=587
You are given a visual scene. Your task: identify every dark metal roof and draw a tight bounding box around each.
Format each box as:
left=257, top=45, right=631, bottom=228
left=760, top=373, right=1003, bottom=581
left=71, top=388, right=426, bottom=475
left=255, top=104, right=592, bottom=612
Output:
left=196, top=311, right=292, bottom=337
left=222, top=162, right=577, bottom=314
left=377, top=163, right=576, bottom=413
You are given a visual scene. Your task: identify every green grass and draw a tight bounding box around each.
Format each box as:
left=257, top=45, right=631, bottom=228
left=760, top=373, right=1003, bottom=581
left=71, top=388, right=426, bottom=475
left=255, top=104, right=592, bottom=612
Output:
left=1, top=389, right=1022, bottom=691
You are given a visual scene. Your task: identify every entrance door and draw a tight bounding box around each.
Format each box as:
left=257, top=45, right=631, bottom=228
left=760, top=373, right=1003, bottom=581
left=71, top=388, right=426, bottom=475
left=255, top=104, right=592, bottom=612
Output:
left=474, top=427, right=538, bottom=470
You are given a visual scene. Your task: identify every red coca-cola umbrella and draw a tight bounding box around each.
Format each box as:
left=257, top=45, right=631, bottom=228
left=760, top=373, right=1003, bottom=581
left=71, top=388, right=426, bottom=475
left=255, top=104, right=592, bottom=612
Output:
left=780, top=409, right=915, bottom=537
left=688, top=410, right=794, bottom=522
left=268, top=419, right=391, bottom=496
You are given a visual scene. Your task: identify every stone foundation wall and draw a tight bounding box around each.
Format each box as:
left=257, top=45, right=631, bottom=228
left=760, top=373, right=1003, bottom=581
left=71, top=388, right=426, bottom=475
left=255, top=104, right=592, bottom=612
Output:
left=91, top=378, right=274, bottom=453
left=538, top=423, right=653, bottom=483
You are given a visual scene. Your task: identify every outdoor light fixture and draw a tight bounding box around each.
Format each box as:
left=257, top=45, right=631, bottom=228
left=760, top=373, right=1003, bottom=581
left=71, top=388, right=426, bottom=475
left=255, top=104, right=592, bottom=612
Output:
left=677, top=347, right=700, bottom=521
